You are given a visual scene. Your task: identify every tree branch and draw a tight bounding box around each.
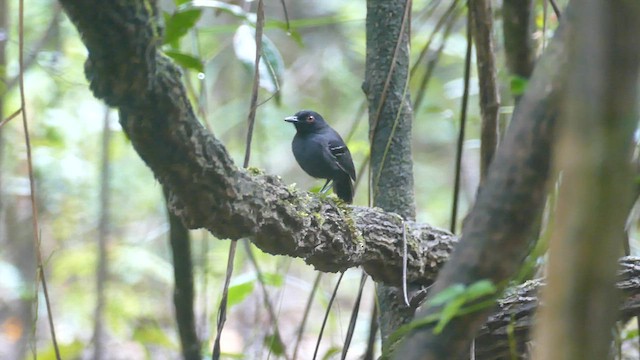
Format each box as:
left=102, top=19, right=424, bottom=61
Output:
left=470, top=0, right=500, bottom=179
left=474, top=257, right=640, bottom=359
left=396, top=3, right=574, bottom=359
left=56, top=0, right=455, bottom=287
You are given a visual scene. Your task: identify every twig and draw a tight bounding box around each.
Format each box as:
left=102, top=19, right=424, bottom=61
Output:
left=410, top=0, right=459, bottom=78
left=362, top=297, right=378, bottom=360
left=313, top=272, right=344, bottom=360
left=449, top=4, right=473, bottom=234
left=243, top=240, right=290, bottom=360
left=279, top=0, right=290, bottom=33
left=548, top=0, right=561, bottom=19
left=213, top=2, right=264, bottom=358
left=0, top=108, right=22, bottom=128
left=92, top=107, right=112, bottom=360
left=211, top=241, right=237, bottom=360
left=6, top=4, right=62, bottom=91
left=402, top=221, right=409, bottom=306
left=341, top=272, right=368, bottom=360
left=242, top=0, right=264, bottom=168
left=470, top=0, right=501, bottom=180
left=292, top=272, right=322, bottom=360
left=413, top=3, right=460, bottom=112
left=18, top=0, right=60, bottom=357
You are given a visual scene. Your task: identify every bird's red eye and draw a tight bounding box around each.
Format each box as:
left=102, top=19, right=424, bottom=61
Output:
left=307, top=115, right=315, bottom=123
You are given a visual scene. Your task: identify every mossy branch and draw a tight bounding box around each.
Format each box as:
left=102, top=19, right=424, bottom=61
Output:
left=58, top=0, right=455, bottom=287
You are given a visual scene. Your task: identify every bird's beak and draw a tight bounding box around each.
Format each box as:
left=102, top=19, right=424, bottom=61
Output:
left=284, top=115, right=298, bottom=123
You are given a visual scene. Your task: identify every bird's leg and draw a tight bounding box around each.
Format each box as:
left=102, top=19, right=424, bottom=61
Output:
left=320, top=179, right=333, bottom=193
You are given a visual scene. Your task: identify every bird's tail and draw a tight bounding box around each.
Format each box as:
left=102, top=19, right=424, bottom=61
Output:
left=334, top=175, right=354, bottom=204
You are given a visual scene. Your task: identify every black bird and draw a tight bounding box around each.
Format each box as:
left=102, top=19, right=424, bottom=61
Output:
left=285, top=110, right=356, bottom=203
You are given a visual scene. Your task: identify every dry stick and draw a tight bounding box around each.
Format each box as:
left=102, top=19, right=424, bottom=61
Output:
left=449, top=3, right=473, bottom=234
left=18, top=0, right=60, bottom=358
left=242, top=0, right=264, bottom=168
left=341, top=272, right=368, bottom=360
left=414, top=0, right=443, bottom=25
left=316, top=102, right=370, bottom=359
left=313, top=272, right=345, bottom=360
left=362, top=298, right=379, bottom=360
left=549, top=0, right=562, bottom=19
left=199, top=231, right=210, bottom=339
left=344, top=101, right=367, bottom=144
left=410, top=0, right=459, bottom=78
left=243, top=240, right=291, bottom=360
left=211, top=241, right=237, bottom=360
left=278, top=0, right=290, bottom=32
left=402, top=222, right=409, bottom=306
left=242, top=3, right=290, bottom=358
left=92, top=107, right=111, bottom=360
left=292, top=272, right=323, bottom=360
left=413, top=4, right=460, bottom=112
left=267, top=258, right=291, bottom=360
left=212, top=2, right=265, bottom=359
left=0, top=108, right=22, bottom=128
left=5, top=4, right=62, bottom=92
left=471, top=0, right=500, bottom=180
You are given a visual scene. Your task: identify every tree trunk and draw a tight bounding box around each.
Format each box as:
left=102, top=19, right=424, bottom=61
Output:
left=532, top=1, right=640, bottom=359
left=396, top=3, right=575, bottom=358
left=363, top=0, right=417, bottom=343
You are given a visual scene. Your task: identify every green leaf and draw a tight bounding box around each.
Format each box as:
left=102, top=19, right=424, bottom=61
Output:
left=133, top=325, right=176, bottom=348
left=163, top=9, right=203, bottom=46
left=265, top=19, right=304, bottom=47
left=227, top=279, right=255, bottom=307
left=264, top=333, right=285, bottom=355
left=510, top=75, right=529, bottom=96
left=233, top=24, right=285, bottom=101
left=427, top=283, right=465, bottom=307
left=322, top=346, right=342, bottom=360
left=164, top=50, right=204, bottom=72
left=227, top=272, right=283, bottom=307
left=464, top=279, right=497, bottom=301
left=185, top=0, right=250, bottom=19
left=433, top=296, right=466, bottom=334
left=427, top=280, right=497, bottom=334
left=260, top=33, right=285, bottom=104
left=261, top=272, right=284, bottom=287
left=625, top=328, right=639, bottom=340
left=39, top=340, right=84, bottom=360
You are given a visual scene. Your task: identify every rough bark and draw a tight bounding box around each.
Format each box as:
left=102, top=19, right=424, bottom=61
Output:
left=533, top=1, right=640, bottom=359
left=396, top=4, right=573, bottom=359
left=56, top=0, right=454, bottom=289
left=474, top=257, right=640, bottom=360
left=364, top=0, right=416, bottom=220
left=363, top=0, right=417, bottom=342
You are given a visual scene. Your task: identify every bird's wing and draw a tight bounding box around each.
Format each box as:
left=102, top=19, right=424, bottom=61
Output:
left=328, top=139, right=356, bottom=181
